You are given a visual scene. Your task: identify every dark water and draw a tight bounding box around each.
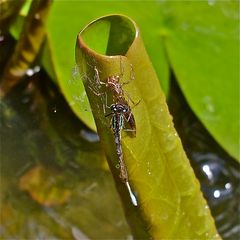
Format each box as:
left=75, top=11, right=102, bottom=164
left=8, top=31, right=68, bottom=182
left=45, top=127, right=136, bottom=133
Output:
left=168, top=77, right=240, bottom=239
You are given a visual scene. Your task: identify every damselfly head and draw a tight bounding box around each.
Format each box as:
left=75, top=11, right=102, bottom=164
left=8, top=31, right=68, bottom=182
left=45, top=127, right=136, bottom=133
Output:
left=110, top=103, right=129, bottom=114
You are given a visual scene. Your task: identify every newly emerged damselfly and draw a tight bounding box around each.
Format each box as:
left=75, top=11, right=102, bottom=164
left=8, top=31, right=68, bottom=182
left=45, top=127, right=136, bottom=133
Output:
left=105, top=102, right=138, bottom=206
left=74, top=60, right=138, bottom=205
left=105, top=102, right=130, bottom=182
left=93, top=62, right=140, bottom=136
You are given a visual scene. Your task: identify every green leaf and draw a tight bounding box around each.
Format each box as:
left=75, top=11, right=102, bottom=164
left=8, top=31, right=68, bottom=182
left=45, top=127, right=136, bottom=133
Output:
left=75, top=15, right=220, bottom=239
left=160, top=0, right=239, bottom=161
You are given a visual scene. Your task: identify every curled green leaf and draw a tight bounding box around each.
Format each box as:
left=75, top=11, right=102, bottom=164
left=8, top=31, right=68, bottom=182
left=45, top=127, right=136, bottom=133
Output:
left=75, top=15, right=220, bottom=239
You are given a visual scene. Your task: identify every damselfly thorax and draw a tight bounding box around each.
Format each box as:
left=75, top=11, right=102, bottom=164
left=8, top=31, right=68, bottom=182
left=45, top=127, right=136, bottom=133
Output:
left=108, top=103, right=129, bottom=133
left=106, top=75, right=123, bottom=97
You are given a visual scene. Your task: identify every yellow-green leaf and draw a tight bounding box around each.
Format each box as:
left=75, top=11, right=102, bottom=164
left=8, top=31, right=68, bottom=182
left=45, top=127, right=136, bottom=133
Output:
left=75, top=15, right=220, bottom=239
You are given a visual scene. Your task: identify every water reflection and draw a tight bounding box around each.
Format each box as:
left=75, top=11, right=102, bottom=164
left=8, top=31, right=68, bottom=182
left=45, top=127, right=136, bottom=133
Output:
left=202, top=164, right=214, bottom=182
left=190, top=152, right=240, bottom=239
left=192, top=153, right=238, bottom=203
left=213, top=190, right=221, bottom=199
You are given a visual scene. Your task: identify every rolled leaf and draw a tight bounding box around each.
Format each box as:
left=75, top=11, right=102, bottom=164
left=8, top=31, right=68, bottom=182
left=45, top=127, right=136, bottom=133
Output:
left=75, top=15, right=220, bottom=239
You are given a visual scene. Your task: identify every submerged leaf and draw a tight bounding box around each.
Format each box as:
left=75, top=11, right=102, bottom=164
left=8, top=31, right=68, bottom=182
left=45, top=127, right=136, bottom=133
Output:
left=0, top=0, right=52, bottom=97
left=75, top=15, right=220, bottom=239
left=19, top=165, right=71, bottom=206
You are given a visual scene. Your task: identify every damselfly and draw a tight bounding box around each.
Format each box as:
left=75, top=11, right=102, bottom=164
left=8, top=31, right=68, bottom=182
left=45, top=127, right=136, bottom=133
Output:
left=105, top=102, right=137, bottom=206
left=93, top=62, right=140, bottom=136
left=105, top=102, right=130, bottom=182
